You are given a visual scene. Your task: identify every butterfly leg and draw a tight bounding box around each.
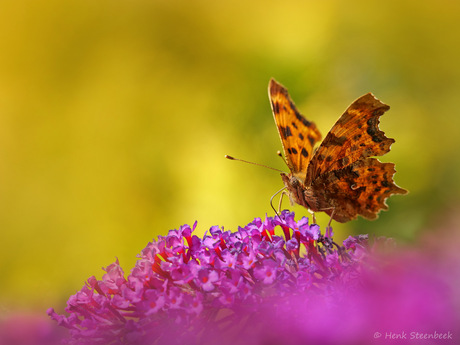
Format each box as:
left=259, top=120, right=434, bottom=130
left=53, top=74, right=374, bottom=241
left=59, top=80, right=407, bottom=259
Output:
left=310, top=206, right=335, bottom=227
left=315, top=207, right=335, bottom=227
left=327, top=208, right=336, bottom=228
left=308, top=209, right=317, bottom=224
left=277, top=190, right=289, bottom=214
left=270, top=186, right=287, bottom=217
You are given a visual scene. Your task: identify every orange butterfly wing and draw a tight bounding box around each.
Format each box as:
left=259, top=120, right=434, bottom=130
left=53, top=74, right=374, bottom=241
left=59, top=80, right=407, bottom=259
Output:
left=310, top=158, right=407, bottom=222
left=268, top=79, right=322, bottom=181
left=305, top=93, right=407, bottom=222
left=306, top=93, right=392, bottom=182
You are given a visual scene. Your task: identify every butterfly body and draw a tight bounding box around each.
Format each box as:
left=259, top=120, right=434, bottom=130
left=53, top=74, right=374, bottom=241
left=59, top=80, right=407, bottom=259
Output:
left=269, top=78, right=407, bottom=223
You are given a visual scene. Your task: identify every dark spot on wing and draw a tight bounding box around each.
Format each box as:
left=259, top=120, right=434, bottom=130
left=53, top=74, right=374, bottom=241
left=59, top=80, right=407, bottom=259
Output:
left=363, top=147, right=374, bottom=156
left=308, top=135, right=316, bottom=146
left=299, top=116, right=312, bottom=127
left=280, top=126, right=293, bottom=139
left=333, top=170, right=341, bottom=179
left=373, top=109, right=384, bottom=116
left=291, top=122, right=298, bottom=129
left=350, top=145, right=359, bottom=152
left=288, top=147, right=298, bottom=155
left=298, top=133, right=304, bottom=140
left=289, top=100, right=312, bottom=127
left=301, top=148, right=308, bottom=157
left=272, top=101, right=279, bottom=114
left=325, top=133, right=347, bottom=147
left=366, top=117, right=383, bottom=143
left=279, top=126, right=286, bottom=139
left=366, top=118, right=378, bottom=135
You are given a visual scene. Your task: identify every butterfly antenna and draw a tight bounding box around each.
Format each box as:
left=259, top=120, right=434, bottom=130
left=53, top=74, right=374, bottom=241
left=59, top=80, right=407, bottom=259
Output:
left=276, top=150, right=289, bottom=167
left=225, top=155, right=284, bottom=173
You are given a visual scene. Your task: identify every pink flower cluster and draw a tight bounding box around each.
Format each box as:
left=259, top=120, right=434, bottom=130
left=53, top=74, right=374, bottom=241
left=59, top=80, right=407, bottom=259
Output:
left=48, top=211, right=458, bottom=345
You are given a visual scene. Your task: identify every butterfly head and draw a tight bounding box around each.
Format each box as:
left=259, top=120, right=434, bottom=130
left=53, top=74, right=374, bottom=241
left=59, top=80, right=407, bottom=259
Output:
left=280, top=172, right=314, bottom=210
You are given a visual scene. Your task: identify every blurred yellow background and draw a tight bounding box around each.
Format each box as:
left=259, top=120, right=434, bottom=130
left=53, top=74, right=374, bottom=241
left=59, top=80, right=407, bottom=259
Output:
left=1, top=0, right=459, bottom=314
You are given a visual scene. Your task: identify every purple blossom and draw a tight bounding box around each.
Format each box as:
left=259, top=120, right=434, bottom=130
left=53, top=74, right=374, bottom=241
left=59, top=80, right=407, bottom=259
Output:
left=48, top=210, right=459, bottom=345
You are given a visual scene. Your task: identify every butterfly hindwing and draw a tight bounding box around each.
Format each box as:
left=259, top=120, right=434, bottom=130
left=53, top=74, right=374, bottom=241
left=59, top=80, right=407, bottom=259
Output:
left=268, top=79, right=322, bottom=181
left=310, top=158, right=407, bottom=222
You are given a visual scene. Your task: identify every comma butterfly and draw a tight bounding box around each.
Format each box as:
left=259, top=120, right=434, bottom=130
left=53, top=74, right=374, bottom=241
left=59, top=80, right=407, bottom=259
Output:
left=269, top=78, right=407, bottom=223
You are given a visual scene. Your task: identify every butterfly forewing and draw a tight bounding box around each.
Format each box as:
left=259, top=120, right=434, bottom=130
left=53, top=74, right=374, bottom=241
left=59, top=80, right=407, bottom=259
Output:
left=305, top=93, right=394, bottom=184
left=268, top=79, right=321, bottom=181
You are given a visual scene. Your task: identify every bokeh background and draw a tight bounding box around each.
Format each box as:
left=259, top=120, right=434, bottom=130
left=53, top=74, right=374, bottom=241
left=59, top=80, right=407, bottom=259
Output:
left=1, top=0, right=459, bottom=319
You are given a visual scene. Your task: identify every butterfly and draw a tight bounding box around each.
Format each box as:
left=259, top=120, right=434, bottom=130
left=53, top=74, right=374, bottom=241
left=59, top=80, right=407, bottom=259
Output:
left=268, top=78, right=407, bottom=223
